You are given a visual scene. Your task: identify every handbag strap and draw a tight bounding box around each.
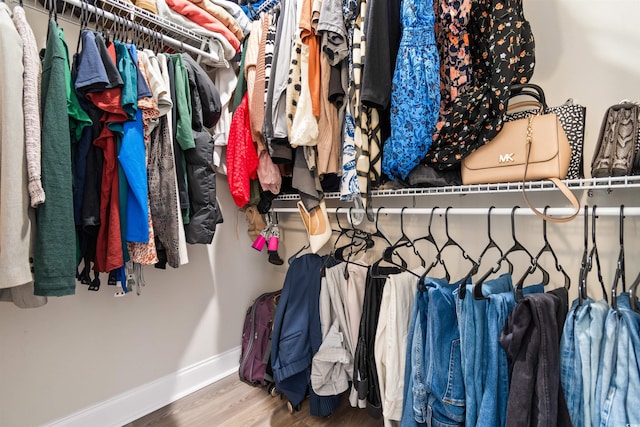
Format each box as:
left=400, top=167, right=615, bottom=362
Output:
left=522, top=115, right=580, bottom=223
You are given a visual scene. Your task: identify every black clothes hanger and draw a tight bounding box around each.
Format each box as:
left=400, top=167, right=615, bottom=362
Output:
left=422, top=207, right=477, bottom=286
left=288, top=243, right=310, bottom=265
left=330, top=209, right=349, bottom=251
left=578, top=205, right=589, bottom=306
left=629, top=268, right=640, bottom=312
left=333, top=208, right=371, bottom=265
left=369, top=208, right=406, bottom=278
left=459, top=206, right=512, bottom=299
left=474, top=206, right=547, bottom=300
left=370, top=208, right=418, bottom=279
left=320, top=207, right=365, bottom=277
left=418, top=207, right=450, bottom=284
left=538, top=206, right=570, bottom=290
left=586, top=205, right=608, bottom=303
left=381, top=207, right=425, bottom=269
left=369, top=207, right=393, bottom=247
left=514, top=207, right=566, bottom=301
left=323, top=207, right=350, bottom=261
left=611, top=205, right=626, bottom=311
left=49, top=0, right=58, bottom=23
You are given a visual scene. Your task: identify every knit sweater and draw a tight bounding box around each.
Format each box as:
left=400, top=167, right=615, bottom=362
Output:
left=249, top=13, right=270, bottom=153
left=13, top=6, right=44, bottom=208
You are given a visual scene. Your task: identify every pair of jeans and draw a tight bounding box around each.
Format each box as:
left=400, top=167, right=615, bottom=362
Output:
left=597, top=295, right=640, bottom=426
left=404, top=277, right=465, bottom=427
left=483, top=282, right=545, bottom=427
left=456, top=273, right=512, bottom=427
left=594, top=303, right=619, bottom=427
left=411, top=288, right=430, bottom=425
left=617, top=297, right=640, bottom=424
left=458, top=274, right=543, bottom=427
left=422, top=279, right=465, bottom=426
left=560, top=298, right=583, bottom=427
left=561, top=298, right=608, bottom=427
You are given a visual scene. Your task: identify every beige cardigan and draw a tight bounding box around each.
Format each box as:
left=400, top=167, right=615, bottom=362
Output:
left=0, top=4, right=34, bottom=290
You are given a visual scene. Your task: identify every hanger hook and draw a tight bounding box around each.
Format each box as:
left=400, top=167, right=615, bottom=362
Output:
left=487, top=206, right=495, bottom=238
left=333, top=206, right=341, bottom=230
left=592, top=205, right=598, bottom=243
left=348, top=206, right=355, bottom=228
left=620, top=204, right=625, bottom=245
left=400, top=207, right=407, bottom=235
left=428, top=206, right=439, bottom=235
left=376, top=207, right=385, bottom=229
left=511, top=206, right=519, bottom=242
left=445, top=207, right=452, bottom=239
left=543, top=206, right=551, bottom=245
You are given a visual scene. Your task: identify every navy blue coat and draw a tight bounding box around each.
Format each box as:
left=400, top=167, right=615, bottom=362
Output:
left=271, top=253, right=340, bottom=416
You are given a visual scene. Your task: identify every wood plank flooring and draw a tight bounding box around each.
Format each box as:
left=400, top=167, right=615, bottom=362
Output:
left=126, top=373, right=384, bottom=427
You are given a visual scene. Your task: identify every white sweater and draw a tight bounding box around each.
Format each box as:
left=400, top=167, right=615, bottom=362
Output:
left=375, top=269, right=422, bottom=426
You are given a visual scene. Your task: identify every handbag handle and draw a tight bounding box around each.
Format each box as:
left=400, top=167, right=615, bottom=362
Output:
left=522, top=115, right=580, bottom=223
left=510, top=83, right=549, bottom=110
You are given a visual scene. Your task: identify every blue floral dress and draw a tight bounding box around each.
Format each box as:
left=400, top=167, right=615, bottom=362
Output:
left=382, top=0, right=440, bottom=180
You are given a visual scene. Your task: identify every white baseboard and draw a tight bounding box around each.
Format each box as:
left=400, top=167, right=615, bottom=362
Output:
left=44, top=346, right=241, bottom=427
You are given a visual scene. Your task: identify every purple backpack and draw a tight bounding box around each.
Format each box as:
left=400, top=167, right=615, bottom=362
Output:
left=239, top=290, right=281, bottom=386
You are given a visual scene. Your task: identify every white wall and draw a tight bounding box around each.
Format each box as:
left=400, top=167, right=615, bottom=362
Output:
left=1, top=1, right=640, bottom=426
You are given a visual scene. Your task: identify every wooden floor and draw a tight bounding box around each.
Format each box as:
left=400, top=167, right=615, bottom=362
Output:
left=126, top=373, right=385, bottom=427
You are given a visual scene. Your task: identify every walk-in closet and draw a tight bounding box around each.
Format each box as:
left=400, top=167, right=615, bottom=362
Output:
left=1, top=0, right=639, bottom=426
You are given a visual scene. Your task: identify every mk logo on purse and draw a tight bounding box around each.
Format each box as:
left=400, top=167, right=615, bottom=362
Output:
left=499, top=153, right=515, bottom=163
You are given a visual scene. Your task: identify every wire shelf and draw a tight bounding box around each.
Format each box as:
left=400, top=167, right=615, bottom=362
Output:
left=100, top=0, right=206, bottom=47
left=274, top=175, right=640, bottom=201
left=21, top=0, right=217, bottom=62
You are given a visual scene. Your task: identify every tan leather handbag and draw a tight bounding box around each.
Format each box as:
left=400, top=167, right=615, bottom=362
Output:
left=461, top=104, right=579, bottom=222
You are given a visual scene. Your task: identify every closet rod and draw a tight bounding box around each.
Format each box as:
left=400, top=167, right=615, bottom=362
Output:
left=32, top=0, right=217, bottom=63
left=270, top=206, right=640, bottom=217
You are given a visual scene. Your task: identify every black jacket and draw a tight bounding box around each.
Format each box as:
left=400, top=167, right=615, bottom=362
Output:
left=181, top=54, right=223, bottom=244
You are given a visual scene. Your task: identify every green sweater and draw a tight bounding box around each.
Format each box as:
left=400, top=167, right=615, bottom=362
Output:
left=34, top=20, right=76, bottom=296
